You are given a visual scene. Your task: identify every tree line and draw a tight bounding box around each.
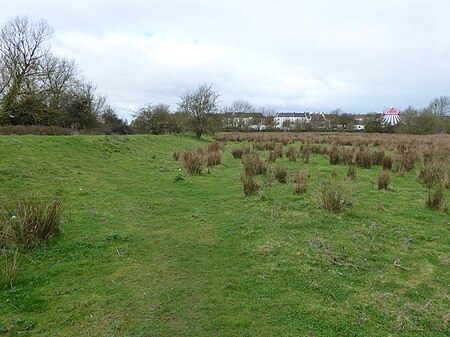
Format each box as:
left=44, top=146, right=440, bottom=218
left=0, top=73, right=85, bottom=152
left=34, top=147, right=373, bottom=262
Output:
left=1, top=16, right=449, bottom=136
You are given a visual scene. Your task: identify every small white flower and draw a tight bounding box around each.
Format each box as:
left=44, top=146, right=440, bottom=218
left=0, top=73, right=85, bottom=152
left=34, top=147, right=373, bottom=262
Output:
left=11, top=215, right=16, bottom=220
left=178, top=168, right=182, bottom=171
left=79, top=188, right=82, bottom=190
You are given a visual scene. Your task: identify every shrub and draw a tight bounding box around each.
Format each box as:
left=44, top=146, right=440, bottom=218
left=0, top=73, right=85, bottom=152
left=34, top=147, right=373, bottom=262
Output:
left=274, top=167, right=288, bottom=183
left=318, top=181, right=352, bottom=213
left=231, top=147, right=244, bottom=159
left=378, top=170, right=390, bottom=190
left=181, top=151, right=204, bottom=174
left=292, top=170, right=309, bottom=194
left=346, top=163, right=356, bottom=180
left=426, top=183, right=447, bottom=211
left=241, top=174, right=259, bottom=195
left=0, top=196, right=63, bottom=249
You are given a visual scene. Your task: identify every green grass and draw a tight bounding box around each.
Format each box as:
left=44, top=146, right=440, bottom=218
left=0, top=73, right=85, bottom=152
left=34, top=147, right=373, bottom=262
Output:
left=0, top=134, right=449, bottom=336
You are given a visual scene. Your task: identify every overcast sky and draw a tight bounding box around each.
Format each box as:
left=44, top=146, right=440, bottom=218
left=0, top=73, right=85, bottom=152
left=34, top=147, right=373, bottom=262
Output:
left=1, top=0, right=449, bottom=120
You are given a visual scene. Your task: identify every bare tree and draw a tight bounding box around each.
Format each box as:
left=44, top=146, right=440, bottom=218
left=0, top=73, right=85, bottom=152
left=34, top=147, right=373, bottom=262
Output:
left=178, top=83, right=220, bottom=138
left=0, top=16, right=53, bottom=100
left=428, top=96, right=450, bottom=115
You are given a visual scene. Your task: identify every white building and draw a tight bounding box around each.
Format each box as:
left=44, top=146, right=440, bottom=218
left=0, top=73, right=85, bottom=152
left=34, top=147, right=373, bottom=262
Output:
left=274, top=112, right=311, bottom=129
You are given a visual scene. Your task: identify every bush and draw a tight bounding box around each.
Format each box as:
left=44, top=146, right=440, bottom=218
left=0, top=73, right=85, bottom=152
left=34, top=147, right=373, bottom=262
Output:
left=0, top=196, right=63, bottom=249
left=318, top=181, right=352, bottom=213
left=241, top=174, right=259, bottom=196
left=274, top=167, right=288, bottom=183
left=292, top=170, right=309, bottom=194
left=181, top=151, right=204, bottom=174
left=426, top=183, right=447, bottom=211
left=378, top=170, right=390, bottom=190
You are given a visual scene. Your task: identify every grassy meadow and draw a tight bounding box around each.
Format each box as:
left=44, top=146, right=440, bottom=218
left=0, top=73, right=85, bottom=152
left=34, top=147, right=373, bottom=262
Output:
left=0, top=133, right=449, bottom=336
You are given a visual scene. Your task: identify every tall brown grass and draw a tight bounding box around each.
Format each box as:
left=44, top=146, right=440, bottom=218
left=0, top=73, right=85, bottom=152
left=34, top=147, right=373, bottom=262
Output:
left=292, top=170, right=309, bottom=194
left=181, top=151, right=204, bottom=174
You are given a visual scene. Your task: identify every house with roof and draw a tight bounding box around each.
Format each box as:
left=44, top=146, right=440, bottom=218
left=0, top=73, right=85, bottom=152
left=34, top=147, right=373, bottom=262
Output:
left=274, top=112, right=311, bottom=129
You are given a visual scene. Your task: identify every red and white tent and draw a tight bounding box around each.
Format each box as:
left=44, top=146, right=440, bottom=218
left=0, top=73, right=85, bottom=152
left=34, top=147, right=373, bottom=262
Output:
left=381, top=107, right=401, bottom=125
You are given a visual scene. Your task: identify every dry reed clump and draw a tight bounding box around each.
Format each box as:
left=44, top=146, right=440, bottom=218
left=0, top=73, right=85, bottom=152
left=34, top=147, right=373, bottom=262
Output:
left=242, top=153, right=267, bottom=176
left=372, top=150, right=386, bottom=166
left=274, top=144, right=284, bottom=158
left=381, top=155, right=393, bottom=171
left=346, top=163, right=356, bottom=180
left=0, top=247, right=19, bottom=289
left=396, top=150, right=417, bottom=172
left=204, top=150, right=223, bottom=168
left=0, top=196, right=63, bottom=249
left=181, top=151, right=204, bottom=174
left=355, top=148, right=372, bottom=169
left=172, top=151, right=180, bottom=161
left=426, top=183, right=447, bottom=211
left=318, top=181, right=352, bottom=213
left=231, top=147, right=244, bottom=159
left=265, top=151, right=277, bottom=163
left=378, top=170, right=391, bottom=190
left=418, top=160, right=448, bottom=189
left=292, top=170, right=309, bottom=194
left=207, top=141, right=225, bottom=152
left=329, top=145, right=342, bottom=165
left=285, top=147, right=297, bottom=161
left=241, top=174, right=259, bottom=195
left=274, top=167, right=288, bottom=183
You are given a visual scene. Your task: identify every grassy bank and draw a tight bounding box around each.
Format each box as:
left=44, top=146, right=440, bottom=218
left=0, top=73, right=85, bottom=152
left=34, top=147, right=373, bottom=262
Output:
left=0, top=133, right=448, bottom=336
